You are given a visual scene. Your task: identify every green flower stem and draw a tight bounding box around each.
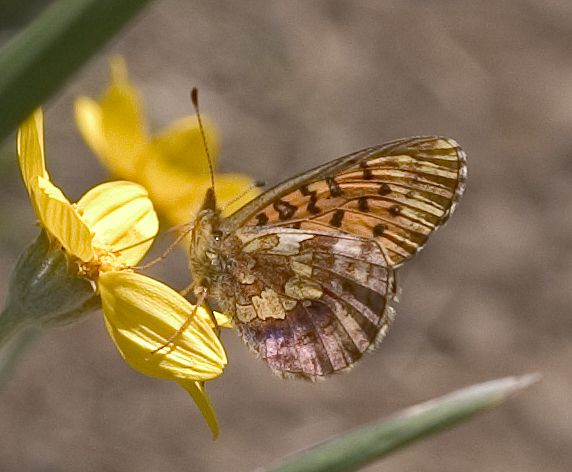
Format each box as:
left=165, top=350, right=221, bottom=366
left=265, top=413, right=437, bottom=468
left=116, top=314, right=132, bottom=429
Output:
left=266, top=374, right=540, bottom=472
left=0, top=232, right=100, bottom=384
left=0, top=0, right=155, bottom=144
left=0, top=305, right=32, bottom=350
left=0, top=304, right=40, bottom=386
left=0, top=303, right=23, bottom=348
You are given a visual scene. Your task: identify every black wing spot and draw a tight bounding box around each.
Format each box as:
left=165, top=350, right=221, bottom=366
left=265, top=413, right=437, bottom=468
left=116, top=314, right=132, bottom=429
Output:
left=307, top=196, right=321, bottom=214
left=300, top=183, right=321, bottom=214
left=373, top=224, right=385, bottom=236
left=329, top=209, right=345, bottom=228
left=256, top=213, right=269, bottom=225
left=357, top=197, right=369, bottom=212
left=389, top=204, right=401, bottom=216
left=273, top=199, right=297, bottom=220
left=326, top=177, right=343, bottom=197
left=378, top=183, right=391, bottom=195
left=291, top=221, right=302, bottom=229
left=360, top=161, right=373, bottom=180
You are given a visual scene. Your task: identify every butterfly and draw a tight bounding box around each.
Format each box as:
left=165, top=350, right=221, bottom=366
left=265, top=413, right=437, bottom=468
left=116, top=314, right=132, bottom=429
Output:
left=186, top=125, right=466, bottom=380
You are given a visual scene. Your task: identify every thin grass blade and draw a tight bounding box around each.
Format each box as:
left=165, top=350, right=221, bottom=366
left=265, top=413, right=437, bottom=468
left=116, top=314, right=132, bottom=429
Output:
left=0, top=0, right=154, bottom=144
left=265, top=374, right=540, bottom=472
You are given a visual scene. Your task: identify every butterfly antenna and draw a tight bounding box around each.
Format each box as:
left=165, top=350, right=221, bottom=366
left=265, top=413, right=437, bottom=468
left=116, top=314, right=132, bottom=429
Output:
left=221, top=179, right=266, bottom=212
left=134, top=224, right=194, bottom=270
left=191, top=88, right=216, bottom=192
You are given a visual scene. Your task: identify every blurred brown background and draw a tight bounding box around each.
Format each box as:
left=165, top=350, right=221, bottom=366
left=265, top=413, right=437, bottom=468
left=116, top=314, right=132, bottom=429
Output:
left=0, top=1, right=571, bottom=471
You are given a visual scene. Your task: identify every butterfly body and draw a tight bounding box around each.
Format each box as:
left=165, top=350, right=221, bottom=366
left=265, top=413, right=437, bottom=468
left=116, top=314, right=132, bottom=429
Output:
left=189, top=194, right=224, bottom=290
left=188, top=137, right=466, bottom=380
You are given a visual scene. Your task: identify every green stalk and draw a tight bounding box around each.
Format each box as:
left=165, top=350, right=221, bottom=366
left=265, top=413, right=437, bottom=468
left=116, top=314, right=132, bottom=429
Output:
left=0, top=304, right=39, bottom=386
left=0, top=0, right=154, bottom=143
left=266, top=374, right=540, bottom=472
left=0, top=232, right=100, bottom=385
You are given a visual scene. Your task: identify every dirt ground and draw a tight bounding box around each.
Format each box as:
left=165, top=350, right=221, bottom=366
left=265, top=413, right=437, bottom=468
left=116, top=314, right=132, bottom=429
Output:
left=1, top=1, right=571, bottom=471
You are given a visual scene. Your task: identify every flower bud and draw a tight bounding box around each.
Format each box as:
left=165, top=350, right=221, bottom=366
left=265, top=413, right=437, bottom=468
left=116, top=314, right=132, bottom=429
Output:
left=0, top=231, right=99, bottom=344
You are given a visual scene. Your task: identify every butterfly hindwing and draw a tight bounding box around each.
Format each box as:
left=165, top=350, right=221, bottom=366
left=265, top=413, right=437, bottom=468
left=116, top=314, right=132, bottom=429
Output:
left=216, top=228, right=395, bottom=379
left=223, top=137, right=466, bottom=267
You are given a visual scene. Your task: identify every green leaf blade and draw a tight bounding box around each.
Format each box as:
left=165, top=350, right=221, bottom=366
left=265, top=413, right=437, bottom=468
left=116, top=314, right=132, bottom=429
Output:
left=266, top=374, right=540, bottom=472
left=0, top=0, right=154, bottom=144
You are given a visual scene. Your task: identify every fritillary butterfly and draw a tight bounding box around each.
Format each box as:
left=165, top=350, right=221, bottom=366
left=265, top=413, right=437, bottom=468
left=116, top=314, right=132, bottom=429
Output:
left=187, top=131, right=466, bottom=380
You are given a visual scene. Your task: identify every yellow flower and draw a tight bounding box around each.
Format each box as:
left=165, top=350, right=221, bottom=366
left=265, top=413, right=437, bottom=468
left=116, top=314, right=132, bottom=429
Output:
left=75, top=56, right=258, bottom=226
left=14, top=109, right=227, bottom=437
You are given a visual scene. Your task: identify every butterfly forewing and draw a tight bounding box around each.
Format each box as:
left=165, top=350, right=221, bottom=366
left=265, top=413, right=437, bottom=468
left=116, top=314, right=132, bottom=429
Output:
left=225, top=137, right=466, bottom=267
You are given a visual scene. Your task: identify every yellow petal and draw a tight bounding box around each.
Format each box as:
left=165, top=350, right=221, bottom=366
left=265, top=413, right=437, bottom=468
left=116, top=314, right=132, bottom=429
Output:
left=150, top=115, right=219, bottom=175
left=146, top=173, right=212, bottom=226
left=143, top=172, right=258, bottom=227
left=132, top=116, right=218, bottom=225
left=136, top=153, right=210, bottom=227
left=99, top=271, right=227, bottom=382
left=215, top=174, right=261, bottom=217
left=75, top=56, right=148, bottom=178
left=32, top=176, right=95, bottom=262
left=214, top=311, right=233, bottom=329
left=74, top=97, right=108, bottom=165
left=17, top=108, right=48, bottom=195
left=76, top=181, right=158, bottom=266
left=178, top=380, right=220, bottom=439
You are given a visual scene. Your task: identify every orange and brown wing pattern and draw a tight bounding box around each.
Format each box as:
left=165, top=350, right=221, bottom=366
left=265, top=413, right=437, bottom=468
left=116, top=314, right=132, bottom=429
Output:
left=229, top=137, right=466, bottom=267
left=217, top=228, right=395, bottom=379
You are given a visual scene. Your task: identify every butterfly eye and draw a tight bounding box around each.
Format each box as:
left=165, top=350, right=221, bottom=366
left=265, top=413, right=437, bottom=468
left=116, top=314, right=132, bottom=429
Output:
left=213, top=230, right=222, bottom=242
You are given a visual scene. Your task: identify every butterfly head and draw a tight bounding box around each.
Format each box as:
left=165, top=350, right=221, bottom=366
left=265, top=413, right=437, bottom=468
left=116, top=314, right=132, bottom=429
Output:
left=200, top=186, right=217, bottom=212
left=189, top=188, right=224, bottom=287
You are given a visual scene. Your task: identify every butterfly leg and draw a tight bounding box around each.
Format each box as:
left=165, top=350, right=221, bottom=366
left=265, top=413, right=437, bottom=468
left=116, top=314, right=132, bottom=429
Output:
left=180, top=281, right=195, bottom=297
left=179, top=284, right=219, bottom=334
left=151, top=287, right=209, bottom=354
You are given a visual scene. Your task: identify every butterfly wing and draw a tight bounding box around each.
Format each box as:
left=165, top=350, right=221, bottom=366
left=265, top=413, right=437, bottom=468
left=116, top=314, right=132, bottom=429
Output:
left=221, top=137, right=466, bottom=267
left=213, top=136, right=466, bottom=378
left=216, top=227, right=395, bottom=379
